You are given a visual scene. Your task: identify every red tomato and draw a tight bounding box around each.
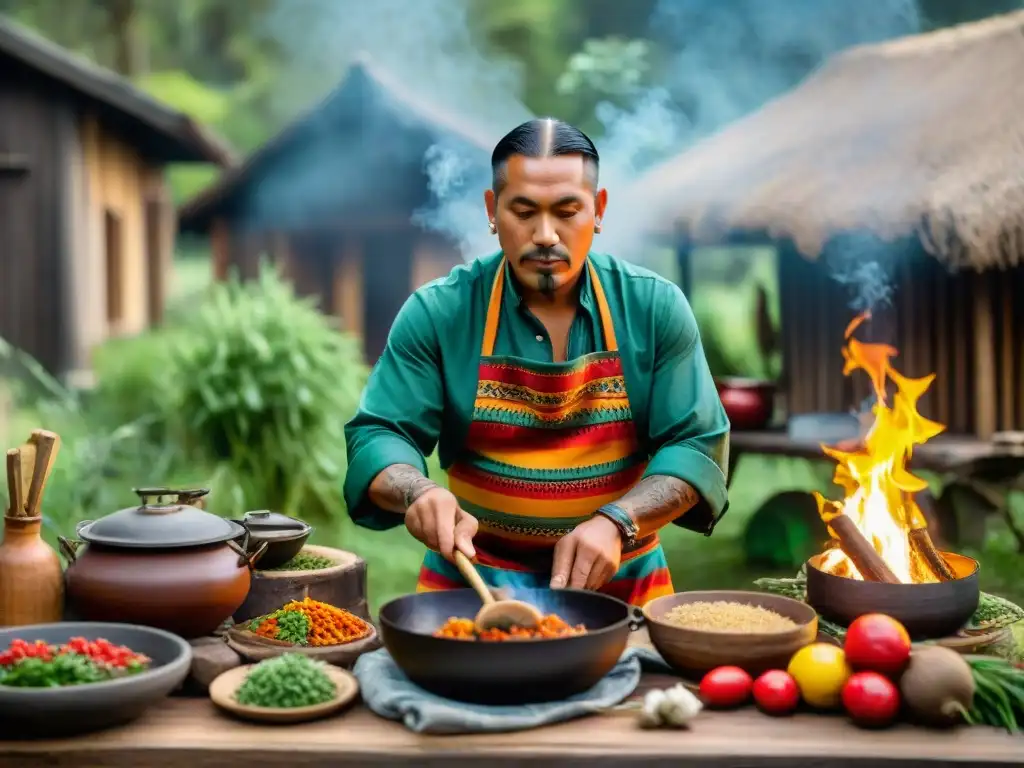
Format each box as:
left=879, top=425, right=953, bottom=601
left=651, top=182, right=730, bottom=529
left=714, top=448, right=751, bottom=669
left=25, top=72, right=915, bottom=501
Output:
left=843, top=614, right=911, bottom=676
left=841, top=671, right=901, bottom=728
left=752, top=670, right=800, bottom=716
left=699, top=666, right=754, bottom=708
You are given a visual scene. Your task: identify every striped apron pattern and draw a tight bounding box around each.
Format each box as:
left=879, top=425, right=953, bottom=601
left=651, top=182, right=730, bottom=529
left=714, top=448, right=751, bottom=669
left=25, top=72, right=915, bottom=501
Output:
left=416, top=257, right=673, bottom=606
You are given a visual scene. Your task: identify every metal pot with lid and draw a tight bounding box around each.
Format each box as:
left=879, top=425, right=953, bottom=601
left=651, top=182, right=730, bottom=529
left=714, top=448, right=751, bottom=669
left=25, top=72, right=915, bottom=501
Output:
left=232, top=509, right=313, bottom=570
left=60, top=488, right=268, bottom=638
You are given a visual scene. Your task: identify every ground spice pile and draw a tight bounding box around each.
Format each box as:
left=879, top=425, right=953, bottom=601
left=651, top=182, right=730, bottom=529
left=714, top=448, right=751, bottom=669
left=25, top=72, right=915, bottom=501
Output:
left=662, top=601, right=798, bottom=633
left=434, top=614, right=587, bottom=641
left=248, top=598, right=371, bottom=646
left=234, top=654, right=337, bottom=709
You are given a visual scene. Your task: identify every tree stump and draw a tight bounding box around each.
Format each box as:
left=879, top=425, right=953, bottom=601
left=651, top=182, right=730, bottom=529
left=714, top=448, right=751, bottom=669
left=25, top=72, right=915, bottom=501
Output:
left=232, top=545, right=370, bottom=624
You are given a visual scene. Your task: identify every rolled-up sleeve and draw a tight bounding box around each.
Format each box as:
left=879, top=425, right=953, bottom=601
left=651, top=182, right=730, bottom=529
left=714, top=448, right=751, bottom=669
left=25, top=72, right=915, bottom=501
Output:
left=343, top=293, right=444, bottom=530
left=642, top=281, right=731, bottom=535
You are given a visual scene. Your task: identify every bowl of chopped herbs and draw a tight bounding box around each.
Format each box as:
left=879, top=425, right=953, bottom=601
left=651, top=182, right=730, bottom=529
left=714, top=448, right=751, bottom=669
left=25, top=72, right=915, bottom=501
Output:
left=209, top=653, right=359, bottom=723
left=0, top=622, right=191, bottom=737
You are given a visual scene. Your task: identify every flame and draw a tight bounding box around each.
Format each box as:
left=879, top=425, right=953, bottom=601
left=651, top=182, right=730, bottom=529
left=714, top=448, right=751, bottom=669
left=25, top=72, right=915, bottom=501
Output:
left=813, top=311, right=947, bottom=584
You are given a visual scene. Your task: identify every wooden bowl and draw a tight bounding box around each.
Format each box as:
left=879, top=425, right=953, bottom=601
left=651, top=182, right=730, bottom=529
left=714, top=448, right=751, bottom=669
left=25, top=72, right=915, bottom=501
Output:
left=805, top=552, right=980, bottom=640
left=209, top=663, right=359, bottom=724
left=643, top=590, right=818, bottom=678
left=225, top=624, right=379, bottom=668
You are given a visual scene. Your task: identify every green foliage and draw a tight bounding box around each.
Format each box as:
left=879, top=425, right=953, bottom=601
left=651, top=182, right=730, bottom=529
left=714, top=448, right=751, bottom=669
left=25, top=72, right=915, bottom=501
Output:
left=169, top=266, right=368, bottom=519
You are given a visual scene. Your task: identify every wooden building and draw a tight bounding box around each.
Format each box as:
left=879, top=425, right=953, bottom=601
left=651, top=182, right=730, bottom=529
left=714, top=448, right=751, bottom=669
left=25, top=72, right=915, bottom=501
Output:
left=177, top=56, right=521, bottom=362
left=627, top=11, right=1024, bottom=440
left=0, top=17, right=231, bottom=378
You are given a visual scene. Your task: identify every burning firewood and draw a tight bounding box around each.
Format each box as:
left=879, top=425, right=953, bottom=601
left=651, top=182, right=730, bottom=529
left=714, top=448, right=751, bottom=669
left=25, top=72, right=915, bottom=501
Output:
left=908, top=528, right=955, bottom=582
left=828, top=512, right=901, bottom=584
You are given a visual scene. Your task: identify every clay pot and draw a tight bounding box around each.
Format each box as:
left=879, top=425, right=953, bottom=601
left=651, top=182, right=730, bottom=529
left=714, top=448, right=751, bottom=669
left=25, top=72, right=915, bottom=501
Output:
left=58, top=488, right=267, bottom=638
left=715, top=377, right=776, bottom=431
left=0, top=515, right=64, bottom=626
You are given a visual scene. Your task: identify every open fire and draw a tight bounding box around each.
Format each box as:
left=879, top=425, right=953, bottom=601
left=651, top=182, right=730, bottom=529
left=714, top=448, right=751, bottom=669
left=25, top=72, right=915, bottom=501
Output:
left=812, top=311, right=957, bottom=585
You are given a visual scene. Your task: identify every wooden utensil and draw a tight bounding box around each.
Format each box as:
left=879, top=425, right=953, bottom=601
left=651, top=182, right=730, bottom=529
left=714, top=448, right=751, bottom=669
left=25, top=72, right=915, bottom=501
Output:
left=209, top=664, right=359, bottom=724
left=15, top=443, right=35, bottom=515
left=5, top=449, right=23, bottom=517
left=453, top=550, right=543, bottom=632
left=24, top=430, right=59, bottom=518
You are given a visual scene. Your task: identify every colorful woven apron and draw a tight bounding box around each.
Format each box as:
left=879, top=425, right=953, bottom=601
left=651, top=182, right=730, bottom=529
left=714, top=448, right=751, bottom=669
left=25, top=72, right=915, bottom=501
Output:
left=416, top=257, right=674, bottom=606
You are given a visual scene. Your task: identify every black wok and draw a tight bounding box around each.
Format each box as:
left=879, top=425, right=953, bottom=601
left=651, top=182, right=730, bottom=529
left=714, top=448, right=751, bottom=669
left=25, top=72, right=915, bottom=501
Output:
left=378, top=588, right=643, bottom=705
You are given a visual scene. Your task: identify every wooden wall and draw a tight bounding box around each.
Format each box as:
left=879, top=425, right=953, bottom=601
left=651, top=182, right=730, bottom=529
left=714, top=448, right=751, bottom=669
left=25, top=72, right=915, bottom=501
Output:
left=777, top=247, right=1024, bottom=438
left=210, top=221, right=463, bottom=363
left=0, top=72, right=71, bottom=374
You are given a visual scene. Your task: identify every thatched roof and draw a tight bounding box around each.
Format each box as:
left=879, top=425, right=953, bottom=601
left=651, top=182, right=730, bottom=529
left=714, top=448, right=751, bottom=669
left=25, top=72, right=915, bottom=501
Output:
left=178, top=54, right=522, bottom=234
left=630, top=11, right=1024, bottom=271
left=0, top=16, right=232, bottom=165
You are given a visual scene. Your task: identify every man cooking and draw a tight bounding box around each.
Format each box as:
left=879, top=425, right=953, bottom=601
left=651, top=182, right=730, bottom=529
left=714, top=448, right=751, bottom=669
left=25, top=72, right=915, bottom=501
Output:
left=343, top=118, right=730, bottom=607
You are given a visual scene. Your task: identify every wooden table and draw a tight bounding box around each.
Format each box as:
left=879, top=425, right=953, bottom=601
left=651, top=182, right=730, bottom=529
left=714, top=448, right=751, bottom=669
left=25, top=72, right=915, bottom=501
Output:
left=728, top=430, right=1009, bottom=477
left=0, top=688, right=1019, bottom=768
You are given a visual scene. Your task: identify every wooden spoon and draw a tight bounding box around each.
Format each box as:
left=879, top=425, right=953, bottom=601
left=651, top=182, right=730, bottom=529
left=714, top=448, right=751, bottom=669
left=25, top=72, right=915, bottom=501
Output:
left=5, top=449, right=23, bottom=517
left=453, top=550, right=543, bottom=633
left=24, top=430, right=59, bottom=518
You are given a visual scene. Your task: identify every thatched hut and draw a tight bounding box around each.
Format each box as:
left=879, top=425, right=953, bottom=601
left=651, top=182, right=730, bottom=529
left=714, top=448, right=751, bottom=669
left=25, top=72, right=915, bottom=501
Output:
left=177, top=56, right=523, bottom=362
left=629, top=11, right=1024, bottom=439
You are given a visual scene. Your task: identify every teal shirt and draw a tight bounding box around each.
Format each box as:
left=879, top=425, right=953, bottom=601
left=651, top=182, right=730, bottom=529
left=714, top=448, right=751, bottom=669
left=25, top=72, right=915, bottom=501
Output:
left=343, top=251, right=731, bottom=535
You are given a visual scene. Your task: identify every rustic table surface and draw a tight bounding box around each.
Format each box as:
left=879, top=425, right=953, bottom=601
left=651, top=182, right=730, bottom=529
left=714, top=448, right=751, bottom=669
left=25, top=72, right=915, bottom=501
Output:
left=0, top=685, right=1020, bottom=768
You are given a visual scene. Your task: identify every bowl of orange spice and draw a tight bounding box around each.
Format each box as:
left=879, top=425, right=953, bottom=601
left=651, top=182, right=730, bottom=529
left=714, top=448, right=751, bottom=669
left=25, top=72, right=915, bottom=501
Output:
left=226, top=597, right=379, bottom=667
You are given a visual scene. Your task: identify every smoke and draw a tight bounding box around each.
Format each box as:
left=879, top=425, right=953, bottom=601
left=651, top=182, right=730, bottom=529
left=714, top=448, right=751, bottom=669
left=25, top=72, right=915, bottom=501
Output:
left=258, top=0, right=922, bottom=307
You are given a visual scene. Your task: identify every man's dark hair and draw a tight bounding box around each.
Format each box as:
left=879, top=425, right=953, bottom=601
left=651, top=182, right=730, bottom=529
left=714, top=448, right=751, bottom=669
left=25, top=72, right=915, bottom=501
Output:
left=491, top=118, right=599, bottom=195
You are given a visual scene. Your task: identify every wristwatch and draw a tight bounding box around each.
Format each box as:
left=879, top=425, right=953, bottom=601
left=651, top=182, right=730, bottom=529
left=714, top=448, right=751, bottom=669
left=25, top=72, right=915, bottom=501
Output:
left=595, top=503, right=639, bottom=548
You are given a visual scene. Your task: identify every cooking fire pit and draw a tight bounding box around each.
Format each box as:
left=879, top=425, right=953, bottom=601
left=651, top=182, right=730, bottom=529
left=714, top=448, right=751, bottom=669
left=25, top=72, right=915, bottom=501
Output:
left=803, top=312, right=981, bottom=640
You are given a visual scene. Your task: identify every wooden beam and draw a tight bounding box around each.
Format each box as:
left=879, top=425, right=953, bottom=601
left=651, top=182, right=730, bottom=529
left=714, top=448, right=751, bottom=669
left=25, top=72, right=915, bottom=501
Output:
left=210, top=218, right=230, bottom=281
left=972, top=270, right=997, bottom=440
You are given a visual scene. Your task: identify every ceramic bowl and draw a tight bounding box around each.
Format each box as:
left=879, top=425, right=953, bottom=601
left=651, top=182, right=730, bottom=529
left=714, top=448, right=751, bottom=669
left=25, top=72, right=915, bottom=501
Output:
left=643, top=590, right=818, bottom=678
left=209, top=663, right=359, bottom=724
left=0, top=622, right=192, bottom=738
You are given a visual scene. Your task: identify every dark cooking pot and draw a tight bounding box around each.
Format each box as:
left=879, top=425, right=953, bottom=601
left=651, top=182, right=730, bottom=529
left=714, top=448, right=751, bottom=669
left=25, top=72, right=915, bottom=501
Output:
left=715, top=377, right=775, bottom=431
left=378, top=588, right=642, bottom=705
left=231, top=510, right=313, bottom=570
left=59, top=488, right=267, bottom=638
left=805, top=552, right=981, bottom=640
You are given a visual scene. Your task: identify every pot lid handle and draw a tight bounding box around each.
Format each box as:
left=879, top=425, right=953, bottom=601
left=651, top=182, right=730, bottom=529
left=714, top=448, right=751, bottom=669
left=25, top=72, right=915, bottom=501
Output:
left=133, top=487, right=187, bottom=514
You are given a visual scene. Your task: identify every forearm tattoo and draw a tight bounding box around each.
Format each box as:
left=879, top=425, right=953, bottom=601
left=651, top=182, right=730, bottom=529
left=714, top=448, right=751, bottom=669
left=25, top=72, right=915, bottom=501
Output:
left=374, top=464, right=439, bottom=512
left=614, top=475, right=699, bottom=536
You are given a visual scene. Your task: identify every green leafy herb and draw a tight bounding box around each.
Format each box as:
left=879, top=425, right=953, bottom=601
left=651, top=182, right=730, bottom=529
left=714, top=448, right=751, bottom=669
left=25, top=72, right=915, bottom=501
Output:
left=964, top=657, right=1024, bottom=733
left=234, top=654, right=337, bottom=708
left=274, top=610, right=311, bottom=645
left=0, top=653, right=107, bottom=688
left=266, top=552, right=335, bottom=572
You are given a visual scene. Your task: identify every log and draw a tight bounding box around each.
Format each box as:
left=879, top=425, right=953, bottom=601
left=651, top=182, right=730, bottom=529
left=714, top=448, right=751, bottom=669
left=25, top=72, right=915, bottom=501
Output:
left=829, top=513, right=901, bottom=584
left=908, top=528, right=956, bottom=582
left=232, top=545, right=369, bottom=624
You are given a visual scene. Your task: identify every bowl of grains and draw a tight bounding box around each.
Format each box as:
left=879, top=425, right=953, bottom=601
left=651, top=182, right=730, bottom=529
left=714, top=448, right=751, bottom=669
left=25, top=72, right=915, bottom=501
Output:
left=642, top=590, right=818, bottom=678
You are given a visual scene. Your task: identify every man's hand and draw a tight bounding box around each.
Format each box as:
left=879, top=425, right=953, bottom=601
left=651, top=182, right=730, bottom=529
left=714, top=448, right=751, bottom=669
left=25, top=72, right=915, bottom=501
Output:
left=404, top=487, right=478, bottom=561
left=550, top=515, right=623, bottom=590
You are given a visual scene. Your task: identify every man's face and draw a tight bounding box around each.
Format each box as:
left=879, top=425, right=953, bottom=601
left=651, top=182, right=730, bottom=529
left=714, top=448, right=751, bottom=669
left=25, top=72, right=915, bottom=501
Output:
left=484, top=155, right=608, bottom=297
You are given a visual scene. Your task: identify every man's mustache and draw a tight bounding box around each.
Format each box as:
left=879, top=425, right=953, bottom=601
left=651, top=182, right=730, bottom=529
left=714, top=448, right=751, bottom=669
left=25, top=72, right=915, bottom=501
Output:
left=520, top=248, right=570, bottom=263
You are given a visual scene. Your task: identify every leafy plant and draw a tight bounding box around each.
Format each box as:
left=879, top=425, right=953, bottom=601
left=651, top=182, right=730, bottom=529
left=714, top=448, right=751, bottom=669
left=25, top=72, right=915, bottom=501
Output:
left=170, top=265, right=368, bottom=520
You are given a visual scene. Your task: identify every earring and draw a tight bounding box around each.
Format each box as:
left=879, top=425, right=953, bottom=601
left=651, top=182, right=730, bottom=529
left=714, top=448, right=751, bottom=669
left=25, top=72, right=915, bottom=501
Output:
left=488, top=220, right=497, bottom=234
left=594, top=220, right=602, bottom=234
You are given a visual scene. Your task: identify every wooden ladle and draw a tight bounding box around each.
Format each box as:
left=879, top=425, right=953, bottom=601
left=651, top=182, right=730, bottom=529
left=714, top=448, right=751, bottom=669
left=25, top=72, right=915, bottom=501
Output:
left=453, top=551, right=543, bottom=632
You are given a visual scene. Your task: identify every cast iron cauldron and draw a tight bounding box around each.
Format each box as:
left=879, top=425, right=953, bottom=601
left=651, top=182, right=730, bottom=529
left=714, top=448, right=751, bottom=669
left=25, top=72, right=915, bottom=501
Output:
left=806, top=552, right=980, bottom=640
left=378, top=588, right=642, bottom=705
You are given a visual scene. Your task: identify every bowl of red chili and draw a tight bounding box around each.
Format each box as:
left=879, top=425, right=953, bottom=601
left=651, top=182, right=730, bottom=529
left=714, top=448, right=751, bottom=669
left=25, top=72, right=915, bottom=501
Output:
left=0, top=621, right=192, bottom=737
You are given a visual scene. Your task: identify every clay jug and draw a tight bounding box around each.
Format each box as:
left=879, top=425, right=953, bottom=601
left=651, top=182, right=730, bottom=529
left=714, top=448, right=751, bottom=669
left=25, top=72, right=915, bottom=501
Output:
left=0, top=515, right=64, bottom=626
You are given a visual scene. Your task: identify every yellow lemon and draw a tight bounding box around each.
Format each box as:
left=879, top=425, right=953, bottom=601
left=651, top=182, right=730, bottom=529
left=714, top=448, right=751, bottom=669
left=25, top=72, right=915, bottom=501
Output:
left=787, top=643, right=852, bottom=709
